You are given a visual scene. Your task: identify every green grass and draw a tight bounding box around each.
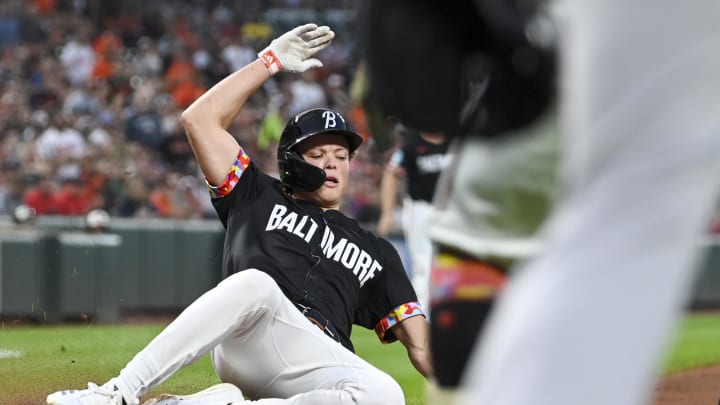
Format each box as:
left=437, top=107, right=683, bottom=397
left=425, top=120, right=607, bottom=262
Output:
left=661, top=312, right=720, bottom=373
left=0, top=322, right=425, bottom=404
left=3, top=312, right=720, bottom=404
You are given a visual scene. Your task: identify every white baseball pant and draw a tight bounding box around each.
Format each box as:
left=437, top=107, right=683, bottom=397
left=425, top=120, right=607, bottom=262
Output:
left=401, top=197, right=435, bottom=312
left=113, top=269, right=404, bottom=404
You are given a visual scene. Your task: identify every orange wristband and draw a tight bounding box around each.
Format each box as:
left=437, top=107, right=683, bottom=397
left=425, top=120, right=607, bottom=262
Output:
left=259, top=49, right=282, bottom=75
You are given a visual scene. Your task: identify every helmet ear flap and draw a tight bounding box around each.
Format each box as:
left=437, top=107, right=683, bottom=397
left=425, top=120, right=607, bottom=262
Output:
left=278, top=149, right=327, bottom=192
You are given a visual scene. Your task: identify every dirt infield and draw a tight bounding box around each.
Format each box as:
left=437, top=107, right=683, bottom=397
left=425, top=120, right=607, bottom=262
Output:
left=8, top=366, right=720, bottom=405
left=653, top=365, right=720, bottom=405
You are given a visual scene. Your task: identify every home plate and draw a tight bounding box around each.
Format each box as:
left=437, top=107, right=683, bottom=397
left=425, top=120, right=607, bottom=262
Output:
left=0, top=349, right=22, bottom=359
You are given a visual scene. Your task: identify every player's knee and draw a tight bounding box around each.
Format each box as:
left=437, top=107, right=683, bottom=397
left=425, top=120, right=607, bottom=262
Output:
left=376, top=376, right=404, bottom=405
left=220, top=269, right=281, bottom=307
left=355, top=372, right=404, bottom=405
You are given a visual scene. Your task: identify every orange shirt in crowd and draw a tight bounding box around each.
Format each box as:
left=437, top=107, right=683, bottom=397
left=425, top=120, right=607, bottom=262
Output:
left=171, top=81, right=205, bottom=109
left=93, top=31, right=123, bottom=56
left=92, top=54, right=114, bottom=80
left=164, top=60, right=196, bottom=89
left=148, top=189, right=175, bottom=217
left=32, top=0, right=56, bottom=13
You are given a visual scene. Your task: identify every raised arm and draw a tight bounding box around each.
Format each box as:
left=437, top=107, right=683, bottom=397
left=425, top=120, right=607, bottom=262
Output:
left=180, top=24, right=335, bottom=185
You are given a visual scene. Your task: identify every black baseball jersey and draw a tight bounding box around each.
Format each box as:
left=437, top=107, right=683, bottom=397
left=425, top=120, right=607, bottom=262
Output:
left=390, top=133, right=451, bottom=203
left=210, top=148, right=422, bottom=351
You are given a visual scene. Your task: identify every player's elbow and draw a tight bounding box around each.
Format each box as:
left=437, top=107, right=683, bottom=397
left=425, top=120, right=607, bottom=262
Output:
left=180, top=106, right=219, bottom=143
left=180, top=107, right=202, bottom=136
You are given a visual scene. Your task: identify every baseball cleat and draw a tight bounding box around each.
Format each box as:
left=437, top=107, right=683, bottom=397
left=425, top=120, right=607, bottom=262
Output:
left=141, top=383, right=245, bottom=405
left=47, top=379, right=132, bottom=405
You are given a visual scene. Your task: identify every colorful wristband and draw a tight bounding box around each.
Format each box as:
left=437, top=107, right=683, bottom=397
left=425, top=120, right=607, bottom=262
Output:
left=259, top=49, right=282, bottom=75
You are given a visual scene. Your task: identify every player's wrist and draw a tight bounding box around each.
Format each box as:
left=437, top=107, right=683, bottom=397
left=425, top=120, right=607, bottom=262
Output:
left=258, top=48, right=283, bottom=75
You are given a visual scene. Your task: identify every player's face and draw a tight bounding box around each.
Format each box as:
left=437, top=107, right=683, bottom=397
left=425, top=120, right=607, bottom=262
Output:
left=295, top=134, right=351, bottom=210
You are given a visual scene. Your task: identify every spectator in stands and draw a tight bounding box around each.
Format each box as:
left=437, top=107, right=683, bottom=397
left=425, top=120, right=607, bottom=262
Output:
left=53, top=176, right=96, bottom=215
left=0, top=171, right=25, bottom=215
left=124, top=84, right=163, bottom=149
left=164, top=46, right=205, bottom=108
left=220, top=30, right=257, bottom=73
left=23, top=174, right=55, bottom=215
left=132, top=36, right=163, bottom=77
left=35, top=111, right=87, bottom=180
left=116, top=176, right=152, bottom=217
left=58, top=25, right=95, bottom=86
left=285, top=69, right=327, bottom=117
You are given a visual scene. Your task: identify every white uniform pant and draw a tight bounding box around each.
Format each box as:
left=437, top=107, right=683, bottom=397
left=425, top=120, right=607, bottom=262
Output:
left=459, top=1, right=720, bottom=404
left=115, top=269, right=404, bottom=405
left=401, top=198, right=435, bottom=312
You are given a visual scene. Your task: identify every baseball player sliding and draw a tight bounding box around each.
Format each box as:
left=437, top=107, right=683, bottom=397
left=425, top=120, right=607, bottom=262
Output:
left=47, top=23, right=432, bottom=405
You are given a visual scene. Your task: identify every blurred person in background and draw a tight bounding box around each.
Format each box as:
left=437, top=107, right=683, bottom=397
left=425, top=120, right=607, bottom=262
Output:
left=58, top=24, right=95, bottom=87
left=86, top=112, right=118, bottom=154
left=124, top=83, right=164, bottom=150
left=53, top=175, right=97, bottom=216
left=164, top=46, right=205, bottom=109
left=132, top=36, right=164, bottom=77
left=23, top=173, right=56, bottom=215
left=285, top=69, right=327, bottom=117
left=0, top=128, right=25, bottom=171
left=116, top=176, right=152, bottom=217
left=35, top=110, right=87, bottom=180
left=0, top=170, right=26, bottom=216
left=90, top=29, right=124, bottom=83
left=220, top=29, right=258, bottom=73
left=377, top=127, right=452, bottom=313
left=62, top=80, right=104, bottom=116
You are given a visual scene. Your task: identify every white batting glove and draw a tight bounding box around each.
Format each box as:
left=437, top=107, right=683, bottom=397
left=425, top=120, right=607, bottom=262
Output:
left=258, top=23, right=335, bottom=75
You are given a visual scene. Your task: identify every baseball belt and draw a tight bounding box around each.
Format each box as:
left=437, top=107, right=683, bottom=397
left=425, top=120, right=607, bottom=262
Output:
left=294, top=303, right=341, bottom=343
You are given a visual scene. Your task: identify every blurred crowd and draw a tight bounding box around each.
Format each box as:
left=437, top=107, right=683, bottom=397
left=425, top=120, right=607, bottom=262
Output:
left=4, top=0, right=718, bottom=233
left=0, top=0, right=384, bottom=222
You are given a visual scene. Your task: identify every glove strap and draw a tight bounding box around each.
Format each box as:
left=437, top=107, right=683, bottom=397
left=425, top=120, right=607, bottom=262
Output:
left=259, top=49, right=283, bottom=75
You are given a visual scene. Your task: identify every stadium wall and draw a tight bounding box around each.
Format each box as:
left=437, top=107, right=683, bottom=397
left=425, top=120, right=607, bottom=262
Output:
left=0, top=216, right=719, bottom=322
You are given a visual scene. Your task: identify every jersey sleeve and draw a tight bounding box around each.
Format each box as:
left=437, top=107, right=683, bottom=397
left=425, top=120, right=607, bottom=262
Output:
left=209, top=147, right=274, bottom=228
left=206, top=146, right=252, bottom=200
left=354, top=238, right=425, bottom=344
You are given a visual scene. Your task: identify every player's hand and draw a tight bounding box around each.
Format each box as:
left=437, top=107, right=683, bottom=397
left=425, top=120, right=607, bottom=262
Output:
left=258, top=23, right=335, bottom=75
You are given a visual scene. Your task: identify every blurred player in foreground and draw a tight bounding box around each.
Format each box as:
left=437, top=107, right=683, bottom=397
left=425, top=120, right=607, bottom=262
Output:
left=360, top=0, right=559, bottom=398
left=47, top=23, right=431, bottom=405
left=363, top=1, right=720, bottom=405
left=460, top=1, right=720, bottom=404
